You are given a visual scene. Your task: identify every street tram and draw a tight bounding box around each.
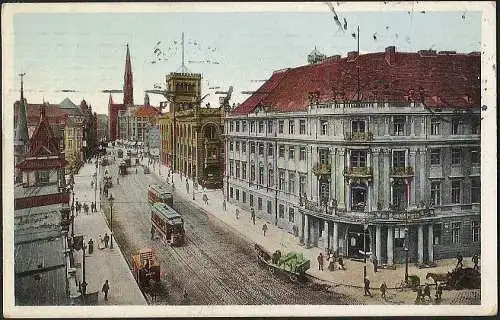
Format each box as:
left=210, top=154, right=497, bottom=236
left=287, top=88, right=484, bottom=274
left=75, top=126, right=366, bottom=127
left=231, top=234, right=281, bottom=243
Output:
left=148, top=184, right=173, bottom=207
left=151, top=203, right=185, bottom=246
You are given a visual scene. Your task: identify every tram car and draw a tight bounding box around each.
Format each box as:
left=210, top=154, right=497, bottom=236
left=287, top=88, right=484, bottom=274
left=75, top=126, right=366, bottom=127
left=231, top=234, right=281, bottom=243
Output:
left=151, top=203, right=185, bottom=246
left=131, top=248, right=160, bottom=288
left=148, top=184, right=173, bottom=207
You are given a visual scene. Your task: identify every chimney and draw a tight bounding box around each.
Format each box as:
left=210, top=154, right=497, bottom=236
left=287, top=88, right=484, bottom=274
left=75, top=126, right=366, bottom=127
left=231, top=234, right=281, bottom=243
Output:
left=347, top=51, right=358, bottom=59
left=385, top=46, right=396, bottom=65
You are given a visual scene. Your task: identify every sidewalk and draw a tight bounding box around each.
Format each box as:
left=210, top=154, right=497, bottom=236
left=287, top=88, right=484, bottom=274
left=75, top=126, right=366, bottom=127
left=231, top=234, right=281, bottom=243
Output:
left=72, top=160, right=146, bottom=305
left=147, top=159, right=480, bottom=304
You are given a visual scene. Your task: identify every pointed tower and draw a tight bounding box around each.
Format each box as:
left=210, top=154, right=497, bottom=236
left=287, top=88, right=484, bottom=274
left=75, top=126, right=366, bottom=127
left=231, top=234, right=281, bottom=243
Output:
left=144, top=92, right=150, bottom=106
left=14, top=73, right=29, bottom=181
left=123, top=43, right=134, bottom=106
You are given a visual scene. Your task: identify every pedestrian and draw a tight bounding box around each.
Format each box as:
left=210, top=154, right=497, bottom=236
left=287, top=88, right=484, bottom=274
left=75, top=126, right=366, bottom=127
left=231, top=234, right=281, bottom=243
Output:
left=102, top=280, right=110, bottom=301
left=380, top=281, right=387, bottom=299
left=91, top=180, right=94, bottom=188
left=88, top=239, right=94, bottom=254
left=338, top=256, right=345, bottom=270
left=250, top=207, right=256, bottom=225
left=327, top=253, right=336, bottom=271
left=104, top=233, right=110, bottom=248
left=456, top=253, right=463, bottom=269
left=472, top=253, right=480, bottom=270
left=262, top=223, right=268, bottom=236
left=317, top=252, right=324, bottom=271
left=364, top=277, right=372, bottom=297
left=117, top=177, right=119, bottom=185
left=423, top=283, right=431, bottom=301
left=186, top=181, right=189, bottom=194
left=223, top=199, right=226, bottom=211
left=135, top=167, right=138, bottom=174
left=80, top=280, right=88, bottom=295
left=372, top=254, right=378, bottom=273
left=435, top=283, right=443, bottom=302
left=235, top=208, right=240, bottom=219
left=415, top=287, right=423, bottom=304
left=203, top=193, right=208, bottom=205
left=151, top=226, right=155, bottom=240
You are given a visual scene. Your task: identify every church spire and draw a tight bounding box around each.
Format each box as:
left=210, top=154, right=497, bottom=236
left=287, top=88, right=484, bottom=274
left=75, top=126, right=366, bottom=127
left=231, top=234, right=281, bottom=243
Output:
left=15, top=73, right=29, bottom=146
left=123, top=43, right=134, bottom=106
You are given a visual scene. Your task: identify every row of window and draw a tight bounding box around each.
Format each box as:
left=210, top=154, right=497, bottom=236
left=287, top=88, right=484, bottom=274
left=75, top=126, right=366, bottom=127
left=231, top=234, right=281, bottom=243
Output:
left=430, top=177, right=481, bottom=205
left=228, top=117, right=480, bottom=136
left=393, top=221, right=479, bottom=247
left=228, top=145, right=480, bottom=168
left=228, top=187, right=296, bottom=222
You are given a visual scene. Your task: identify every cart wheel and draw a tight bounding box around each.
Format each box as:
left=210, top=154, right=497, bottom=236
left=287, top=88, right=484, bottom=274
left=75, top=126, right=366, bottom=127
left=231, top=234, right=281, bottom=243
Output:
left=289, top=274, right=298, bottom=283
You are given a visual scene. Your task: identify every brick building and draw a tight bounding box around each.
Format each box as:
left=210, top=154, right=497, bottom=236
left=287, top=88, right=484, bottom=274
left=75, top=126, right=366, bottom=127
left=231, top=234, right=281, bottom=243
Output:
left=225, top=46, right=480, bottom=264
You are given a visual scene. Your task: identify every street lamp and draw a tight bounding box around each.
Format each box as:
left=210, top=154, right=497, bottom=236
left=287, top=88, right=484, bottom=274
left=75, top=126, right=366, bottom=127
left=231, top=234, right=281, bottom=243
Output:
left=93, top=172, right=97, bottom=209
left=404, top=227, right=409, bottom=284
left=108, top=193, right=114, bottom=249
left=363, top=221, right=368, bottom=279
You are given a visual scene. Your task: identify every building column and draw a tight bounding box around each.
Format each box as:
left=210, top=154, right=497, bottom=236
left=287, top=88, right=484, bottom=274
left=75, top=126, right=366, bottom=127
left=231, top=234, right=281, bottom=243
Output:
left=337, top=149, right=346, bottom=209
left=332, top=222, right=339, bottom=254
left=419, top=149, right=426, bottom=205
left=376, top=224, right=382, bottom=264
left=299, top=212, right=304, bottom=244
left=383, top=149, right=391, bottom=209
left=323, top=220, right=330, bottom=251
left=409, top=149, right=417, bottom=207
left=346, top=182, right=351, bottom=212
left=427, top=224, right=434, bottom=263
left=304, top=214, right=310, bottom=247
left=387, top=226, right=394, bottom=265
left=372, top=149, right=380, bottom=209
left=418, top=224, right=424, bottom=264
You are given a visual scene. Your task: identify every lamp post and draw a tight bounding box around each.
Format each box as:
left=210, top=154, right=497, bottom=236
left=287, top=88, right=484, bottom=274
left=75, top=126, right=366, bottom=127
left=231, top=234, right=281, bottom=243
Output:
left=363, top=221, right=368, bottom=279
left=71, top=190, right=75, bottom=237
left=108, top=193, right=114, bottom=249
left=93, top=172, right=97, bottom=210
left=404, top=227, right=409, bottom=284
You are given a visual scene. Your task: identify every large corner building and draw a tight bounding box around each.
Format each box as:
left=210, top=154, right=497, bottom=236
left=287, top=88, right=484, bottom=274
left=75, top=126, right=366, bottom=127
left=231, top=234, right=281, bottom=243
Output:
left=225, top=46, right=481, bottom=265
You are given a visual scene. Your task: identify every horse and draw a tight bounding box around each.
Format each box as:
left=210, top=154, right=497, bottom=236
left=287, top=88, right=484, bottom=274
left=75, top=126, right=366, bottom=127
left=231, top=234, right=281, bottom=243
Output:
left=426, top=272, right=449, bottom=285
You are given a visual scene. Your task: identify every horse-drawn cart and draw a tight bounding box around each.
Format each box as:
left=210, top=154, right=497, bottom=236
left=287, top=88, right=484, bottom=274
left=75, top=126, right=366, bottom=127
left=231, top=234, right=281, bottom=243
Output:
left=254, top=243, right=310, bottom=283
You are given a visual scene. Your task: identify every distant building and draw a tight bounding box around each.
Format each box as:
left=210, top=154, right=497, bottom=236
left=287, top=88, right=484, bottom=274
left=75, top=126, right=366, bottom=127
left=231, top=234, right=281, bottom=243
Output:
left=226, top=47, right=481, bottom=263
left=158, top=72, right=224, bottom=189
left=96, top=114, right=109, bottom=142
left=79, top=99, right=98, bottom=159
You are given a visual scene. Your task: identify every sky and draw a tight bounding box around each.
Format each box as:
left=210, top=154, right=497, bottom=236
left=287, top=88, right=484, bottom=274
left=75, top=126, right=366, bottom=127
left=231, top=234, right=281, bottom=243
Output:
left=5, top=2, right=483, bottom=115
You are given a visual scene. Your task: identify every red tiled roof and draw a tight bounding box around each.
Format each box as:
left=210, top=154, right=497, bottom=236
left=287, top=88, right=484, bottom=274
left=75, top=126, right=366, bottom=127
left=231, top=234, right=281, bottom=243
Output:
left=14, top=103, right=69, bottom=127
left=135, top=105, right=160, bottom=117
left=232, top=49, right=480, bottom=115
left=16, top=157, right=69, bottom=170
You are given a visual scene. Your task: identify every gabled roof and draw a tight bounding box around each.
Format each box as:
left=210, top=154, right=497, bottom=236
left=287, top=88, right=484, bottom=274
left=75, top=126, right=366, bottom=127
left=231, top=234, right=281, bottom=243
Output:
left=232, top=48, right=480, bottom=115
left=16, top=105, right=68, bottom=170
left=135, top=105, right=160, bottom=117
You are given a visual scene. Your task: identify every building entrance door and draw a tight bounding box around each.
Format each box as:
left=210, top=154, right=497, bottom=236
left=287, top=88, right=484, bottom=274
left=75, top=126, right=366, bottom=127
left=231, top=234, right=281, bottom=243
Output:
left=347, top=224, right=370, bottom=259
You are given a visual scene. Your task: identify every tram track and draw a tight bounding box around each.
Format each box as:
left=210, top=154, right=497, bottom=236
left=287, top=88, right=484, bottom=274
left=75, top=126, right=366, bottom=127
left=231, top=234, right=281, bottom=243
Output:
left=104, top=157, right=361, bottom=305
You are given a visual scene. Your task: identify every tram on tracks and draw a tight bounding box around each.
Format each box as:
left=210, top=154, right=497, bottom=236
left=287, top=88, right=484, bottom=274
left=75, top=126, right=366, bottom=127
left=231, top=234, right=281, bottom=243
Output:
left=148, top=184, right=173, bottom=207
left=151, top=203, right=185, bottom=246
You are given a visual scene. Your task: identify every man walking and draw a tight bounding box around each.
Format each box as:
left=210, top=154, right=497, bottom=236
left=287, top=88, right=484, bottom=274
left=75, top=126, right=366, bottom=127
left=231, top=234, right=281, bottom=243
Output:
left=317, top=252, right=324, bottom=271
left=104, top=233, right=110, bottom=248
left=223, top=199, right=226, bottom=211
left=372, top=254, right=378, bottom=273
left=235, top=208, right=240, bottom=219
left=456, top=253, right=463, bottom=269
left=364, top=277, right=372, bottom=297
left=251, top=207, right=256, bottom=225
left=186, top=180, right=190, bottom=194
left=472, top=253, right=480, bottom=270
left=262, top=223, right=268, bottom=236
left=203, top=193, right=208, bottom=205
left=102, top=280, right=110, bottom=301
left=380, top=281, right=387, bottom=299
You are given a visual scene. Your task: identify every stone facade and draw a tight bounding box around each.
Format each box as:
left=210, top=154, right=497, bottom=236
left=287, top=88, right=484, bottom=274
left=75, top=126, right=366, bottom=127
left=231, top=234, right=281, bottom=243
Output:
left=225, top=47, right=481, bottom=264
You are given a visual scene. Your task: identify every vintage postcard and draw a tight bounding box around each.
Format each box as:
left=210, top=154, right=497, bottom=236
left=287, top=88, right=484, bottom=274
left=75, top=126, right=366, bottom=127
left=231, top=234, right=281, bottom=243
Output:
left=2, top=1, right=497, bottom=317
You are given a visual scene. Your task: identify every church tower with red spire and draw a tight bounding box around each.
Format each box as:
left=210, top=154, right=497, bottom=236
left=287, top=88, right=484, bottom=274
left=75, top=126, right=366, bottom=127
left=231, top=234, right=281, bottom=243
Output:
left=123, top=43, right=134, bottom=106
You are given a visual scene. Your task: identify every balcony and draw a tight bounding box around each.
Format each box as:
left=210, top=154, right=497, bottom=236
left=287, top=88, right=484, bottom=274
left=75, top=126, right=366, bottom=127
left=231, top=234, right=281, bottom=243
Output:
left=390, top=166, right=414, bottom=178
left=312, top=163, right=331, bottom=177
left=344, top=166, right=373, bottom=179
left=344, top=131, right=373, bottom=141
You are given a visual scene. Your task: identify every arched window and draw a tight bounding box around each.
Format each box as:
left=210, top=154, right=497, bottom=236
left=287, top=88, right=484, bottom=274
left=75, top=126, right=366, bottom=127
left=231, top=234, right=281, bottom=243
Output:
left=258, top=163, right=265, bottom=185
left=204, top=124, right=217, bottom=139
